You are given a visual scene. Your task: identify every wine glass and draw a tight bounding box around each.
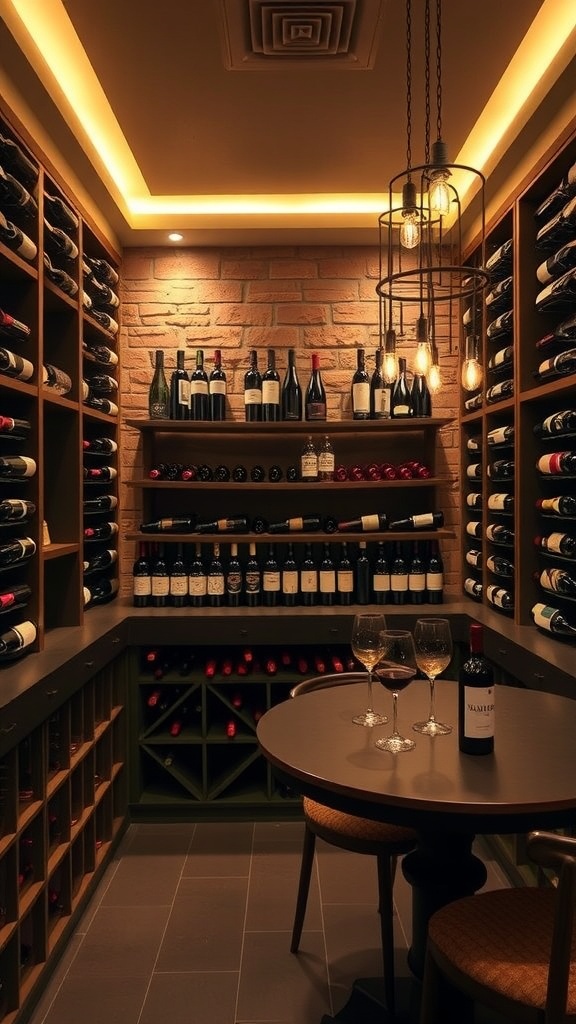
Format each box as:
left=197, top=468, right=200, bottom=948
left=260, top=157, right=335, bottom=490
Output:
left=374, top=630, right=417, bottom=752
left=351, top=613, right=388, bottom=727
left=412, top=617, right=453, bottom=736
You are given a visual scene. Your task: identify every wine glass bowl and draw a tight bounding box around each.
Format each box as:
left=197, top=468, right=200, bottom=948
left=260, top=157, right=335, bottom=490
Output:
left=374, top=630, right=417, bottom=752
left=351, top=613, right=388, bottom=727
left=412, top=618, right=453, bottom=736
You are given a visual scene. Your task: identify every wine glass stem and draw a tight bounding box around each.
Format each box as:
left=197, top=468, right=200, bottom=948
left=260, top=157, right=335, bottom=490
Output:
left=428, top=677, right=437, bottom=722
left=367, top=669, right=374, bottom=714
left=392, top=691, right=399, bottom=737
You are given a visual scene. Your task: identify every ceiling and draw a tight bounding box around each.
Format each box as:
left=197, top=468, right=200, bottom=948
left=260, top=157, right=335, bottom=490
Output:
left=1, top=0, right=576, bottom=248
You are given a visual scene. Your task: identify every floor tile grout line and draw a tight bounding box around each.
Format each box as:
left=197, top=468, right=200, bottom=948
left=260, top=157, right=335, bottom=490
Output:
left=314, top=841, right=335, bottom=1020
left=234, top=821, right=256, bottom=1024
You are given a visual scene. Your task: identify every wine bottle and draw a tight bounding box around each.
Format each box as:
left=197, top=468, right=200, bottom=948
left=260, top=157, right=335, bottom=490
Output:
left=536, top=238, right=576, bottom=286
left=318, top=542, right=336, bottom=606
left=0, top=620, right=37, bottom=660
left=82, top=391, right=118, bottom=416
left=43, top=253, right=77, bottom=296
left=85, top=255, right=119, bottom=287
left=281, top=347, right=302, bottom=421
left=83, top=436, right=117, bottom=456
left=132, top=542, right=151, bottom=607
left=486, top=523, right=514, bottom=545
left=408, top=542, right=426, bottom=604
left=88, top=309, right=119, bottom=335
left=43, top=218, right=78, bottom=260
left=536, top=314, right=576, bottom=351
left=0, top=347, right=34, bottom=381
left=486, top=554, right=514, bottom=578
left=535, top=162, right=576, bottom=223
left=83, top=494, right=117, bottom=513
left=187, top=542, right=206, bottom=607
left=390, top=357, right=412, bottom=417
left=537, top=566, right=576, bottom=597
left=207, top=542, right=225, bottom=607
left=245, top=542, right=261, bottom=606
left=466, top=521, right=483, bottom=539
left=305, top=353, right=327, bottom=421
left=458, top=623, right=494, bottom=755
left=0, top=582, right=32, bottom=611
left=537, top=451, right=576, bottom=475
left=139, top=517, right=195, bottom=533
left=352, top=540, right=369, bottom=605
left=388, top=511, right=444, bottom=531
left=534, top=410, right=576, bottom=438
left=0, top=132, right=38, bottom=185
left=169, top=544, right=188, bottom=607
left=0, top=165, right=37, bottom=218
left=261, top=543, right=280, bottom=607
left=487, top=493, right=514, bottom=513
left=83, top=465, right=117, bottom=482
left=300, top=435, right=318, bottom=482
left=169, top=350, right=190, bottom=420
left=261, top=349, right=280, bottom=421
left=268, top=515, right=321, bottom=533
left=426, top=540, right=444, bottom=603
left=486, top=584, right=513, bottom=611
left=390, top=542, right=408, bottom=605
left=337, top=512, right=388, bottom=532
left=44, top=191, right=78, bottom=231
left=150, top=544, right=169, bottom=608
left=0, top=536, right=36, bottom=567
left=351, top=348, right=370, bottom=419
left=0, top=308, right=31, bottom=343
left=209, top=349, right=226, bottom=421
left=487, top=425, right=514, bottom=447
left=43, top=363, right=73, bottom=396
left=488, top=345, right=514, bottom=372
left=189, top=349, right=208, bottom=420
left=532, top=601, right=576, bottom=636
left=466, top=463, right=482, bottom=480
left=464, top=578, right=483, bottom=599
left=0, top=455, right=36, bottom=479
left=464, top=392, right=483, bottom=412
left=226, top=543, right=242, bottom=607
left=84, top=548, right=117, bottom=573
left=269, top=465, right=283, bottom=484
left=535, top=532, right=576, bottom=558
left=82, top=340, right=118, bottom=367
left=83, top=521, right=118, bottom=542
left=536, top=195, right=576, bottom=249
left=370, top=348, right=390, bottom=419
left=486, top=379, right=514, bottom=403
left=411, top=373, right=432, bottom=417
left=534, top=349, right=576, bottom=381
left=0, top=498, right=35, bottom=521
left=466, top=549, right=482, bottom=568
left=84, top=578, right=119, bottom=608
left=536, top=495, right=576, bottom=516
left=317, top=435, right=335, bottom=481
left=485, top=274, right=513, bottom=310
left=0, top=415, right=31, bottom=440
left=148, top=350, right=170, bottom=419
left=84, top=275, right=119, bottom=308
left=337, top=541, right=354, bottom=605
left=487, top=459, right=514, bottom=481
left=244, top=349, right=262, bottom=421
left=281, top=541, right=299, bottom=606
left=486, top=310, right=513, bottom=340
left=300, top=542, right=318, bottom=606
left=196, top=516, right=248, bottom=534
left=466, top=493, right=482, bottom=509
left=0, top=209, right=37, bottom=261
left=372, top=541, right=390, bottom=604
left=535, top=266, right=576, bottom=312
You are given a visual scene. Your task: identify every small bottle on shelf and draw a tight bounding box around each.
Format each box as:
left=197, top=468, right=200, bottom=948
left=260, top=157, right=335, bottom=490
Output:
left=281, top=348, right=302, bottom=421
left=317, top=435, right=335, bottom=481
left=207, top=543, right=225, bottom=607
left=305, top=353, right=327, bottom=421
left=262, top=349, right=280, bottom=422
left=337, top=542, right=354, bottom=605
left=300, top=435, right=319, bottom=482
left=148, top=350, right=170, bottom=419
left=190, top=349, right=209, bottom=421
left=262, top=544, right=280, bottom=607
left=188, top=543, right=207, bottom=608
left=209, top=349, right=226, bottom=421
left=169, top=350, right=190, bottom=420
left=351, top=348, right=370, bottom=419
left=426, top=540, right=444, bottom=604
left=372, top=541, right=390, bottom=605
left=132, top=542, right=151, bottom=607
left=244, top=350, right=262, bottom=421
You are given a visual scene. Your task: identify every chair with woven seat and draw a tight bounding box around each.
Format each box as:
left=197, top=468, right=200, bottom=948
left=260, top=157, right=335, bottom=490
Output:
left=289, top=672, right=417, bottom=1014
left=419, top=829, right=576, bottom=1024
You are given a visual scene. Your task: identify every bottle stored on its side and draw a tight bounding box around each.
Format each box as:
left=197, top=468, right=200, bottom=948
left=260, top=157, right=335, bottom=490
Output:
left=337, top=512, right=388, bottom=532
left=533, top=410, right=576, bottom=437
left=317, top=435, right=335, bottom=481
left=536, top=195, right=576, bottom=249
left=0, top=455, right=36, bottom=479
left=0, top=307, right=31, bottom=343
left=170, top=349, right=190, bottom=420
left=0, top=209, right=37, bottom=261
left=0, top=498, right=36, bottom=521
left=534, top=531, right=576, bottom=558
left=536, top=566, right=576, bottom=597
left=195, top=516, right=248, bottom=534
left=0, top=582, right=32, bottom=611
left=534, top=349, right=576, bottom=382
left=488, top=459, right=514, bottom=481
left=133, top=542, right=151, bottom=607
left=0, top=166, right=38, bottom=218
left=209, top=349, right=226, bottom=421
left=83, top=578, right=119, bottom=608
left=0, top=619, right=37, bottom=661
left=281, top=348, right=302, bottom=421
left=487, top=493, right=514, bottom=513
left=268, top=515, right=322, bottom=533
left=0, top=131, right=38, bottom=185
left=388, top=511, right=444, bottom=531
left=536, top=451, right=576, bottom=475
left=281, top=542, right=299, bottom=607
left=83, top=465, right=117, bottom=482
left=536, top=495, right=576, bottom=517
left=244, top=349, right=262, bottom=421
left=486, top=554, right=514, bottom=577
left=262, top=543, right=280, bottom=607
left=0, top=536, right=36, bottom=568
left=351, top=348, right=370, bottom=419
left=535, top=162, right=576, bottom=223
left=148, top=350, right=170, bottom=419
left=466, top=493, right=482, bottom=510
left=486, top=379, right=514, bottom=403
left=486, top=523, right=514, bottom=546
left=0, top=415, right=31, bottom=440
left=486, top=584, right=513, bottom=611
left=0, top=347, right=34, bottom=382
left=139, top=517, right=195, bottom=533
left=190, top=349, right=209, bottom=421
left=464, top=578, right=483, bottom=599
left=84, top=548, right=117, bottom=574
left=305, top=353, right=327, bottom=421
left=536, top=238, right=576, bottom=285
left=458, top=623, right=495, bottom=755
left=531, top=601, right=576, bottom=637
left=390, top=357, right=412, bottom=417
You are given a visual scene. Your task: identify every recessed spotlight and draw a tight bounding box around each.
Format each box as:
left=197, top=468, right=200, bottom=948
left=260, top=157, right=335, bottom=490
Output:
left=168, top=232, right=183, bottom=242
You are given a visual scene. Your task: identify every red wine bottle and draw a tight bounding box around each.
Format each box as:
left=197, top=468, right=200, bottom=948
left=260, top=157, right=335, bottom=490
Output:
left=535, top=163, right=576, bottom=223
left=281, top=347, right=302, bottom=421
left=388, top=511, right=444, bottom=531
left=0, top=536, right=36, bottom=567
left=319, top=541, right=336, bottom=606
left=169, top=543, right=188, bottom=607
left=0, top=455, right=36, bottom=479
left=139, top=517, right=195, bottom=533
left=0, top=131, right=38, bottom=185
left=408, top=542, right=426, bottom=604
left=281, top=542, right=298, bottom=607
left=170, top=349, right=190, bottom=420
left=0, top=165, right=37, bottom=218
left=370, top=348, right=390, bottom=419
left=355, top=541, right=370, bottom=605
left=0, top=307, right=31, bottom=342
left=245, top=542, right=261, bottom=606
left=537, top=451, right=576, bottom=475
left=534, top=349, right=576, bottom=381
left=261, top=349, right=280, bottom=421
left=486, top=523, right=514, bottom=545
left=45, top=191, right=78, bottom=231
left=133, top=542, right=151, bottom=607
left=84, top=465, right=117, bottom=482
left=83, top=436, right=117, bottom=455
left=337, top=542, right=354, bottom=605
left=84, top=522, right=119, bottom=542
left=486, top=584, right=513, bottom=611
left=535, top=531, right=576, bottom=558
left=0, top=415, right=31, bottom=439
left=487, top=493, right=514, bottom=513
left=300, top=542, right=318, bottom=607
left=0, top=347, right=34, bottom=381
left=0, top=498, right=36, bottom=521
left=209, top=349, right=226, bottom=421
left=536, top=495, right=576, bottom=516
left=262, top=543, right=280, bottom=607
left=207, top=542, right=225, bottom=607
left=84, top=548, right=117, bottom=573
left=390, top=542, right=408, bottom=605
left=305, top=353, right=327, bottom=421
left=458, top=623, right=494, bottom=755
left=486, top=554, right=514, bottom=578
left=83, top=494, right=118, bottom=513
left=150, top=544, right=169, bottom=607
left=190, top=349, right=209, bottom=421
left=337, top=512, right=388, bottom=532
left=244, top=349, right=262, bottom=421
left=351, top=348, right=370, bottom=419
left=0, top=583, right=32, bottom=610
left=83, top=578, right=119, bottom=608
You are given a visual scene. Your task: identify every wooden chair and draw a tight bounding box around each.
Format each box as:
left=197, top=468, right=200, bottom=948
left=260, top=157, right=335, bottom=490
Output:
left=289, top=672, right=417, bottom=1013
left=419, top=830, right=576, bottom=1024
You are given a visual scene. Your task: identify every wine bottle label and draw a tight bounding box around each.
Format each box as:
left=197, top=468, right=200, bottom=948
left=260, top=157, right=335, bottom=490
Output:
left=487, top=427, right=513, bottom=445
left=300, top=570, right=317, bottom=592
left=466, top=465, right=481, bottom=479
left=373, top=572, right=390, bottom=593
left=288, top=518, right=304, bottom=531
left=301, top=454, right=318, bottom=477
left=537, top=453, right=570, bottom=474
left=466, top=550, right=481, bottom=567
left=245, top=571, right=260, bottom=594
left=466, top=522, right=481, bottom=537
left=391, top=574, right=408, bottom=592
left=209, top=380, right=226, bottom=395
left=282, top=570, right=298, bottom=594
left=488, top=494, right=512, bottom=511
left=543, top=532, right=569, bottom=553
left=393, top=404, right=410, bottom=415
left=13, top=620, right=36, bottom=648
left=463, top=685, right=495, bottom=738
left=408, top=573, right=426, bottom=592
left=226, top=572, right=242, bottom=595
left=207, top=577, right=225, bottom=596
left=466, top=438, right=480, bottom=451
left=133, top=577, right=152, bottom=597
left=487, top=585, right=511, bottom=608
left=426, top=571, right=444, bottom=589
left=532, top=603, right=555, bottom=629
left=464, top=578, right=482, bottom=597
left=319, top=569, right=336, bottom=592
left=381, top=389, right=391, bottom=416
left=410, top=513, right=435, bottom=528
left=3, top=499, right=28, bottom=518
left=352, top=382, right=370, bottom=414
left=177, top=379, right=190, bottom=404
left=169, top=578, right=188, bottom=596
left=262, top=381, right=280, bottom=404
left=189, top=576, right=207, bottom=597
left=318, top=453, right=335, bottom=473
left=190, top=380, right=208, bottom=395
left=489, top=347, right=513, bottom=368
left=360, top=514, right=380, bottom=531
left=466, top=493, right=482, bottom=508
left=263, top=571, right=281, bottom=592
left=151, top=578, right=170, bottom=597
left=244, top=388, right=262, bottom=405
left=1, top=350, right=34, bottom=380
left=537, top=357, right=555, bottom=376
left=16, top=232, right=37, bottom=261
left=337, top=569, right=354, bottom=592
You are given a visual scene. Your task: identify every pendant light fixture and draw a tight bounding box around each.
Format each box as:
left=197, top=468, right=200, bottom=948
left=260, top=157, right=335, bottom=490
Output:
left=377, top=0, right=489, bottom=390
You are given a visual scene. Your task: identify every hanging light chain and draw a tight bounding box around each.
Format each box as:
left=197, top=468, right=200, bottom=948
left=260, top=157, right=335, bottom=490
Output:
left=406, top=0, right=412, bottom=174
left=424, top=0, right=431, bottom=165
left=436, top=0, right=442, bottom=142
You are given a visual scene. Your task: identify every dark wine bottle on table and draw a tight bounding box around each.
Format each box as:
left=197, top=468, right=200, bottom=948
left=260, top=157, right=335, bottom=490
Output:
left=149, top=350, right=169, bottom=419
left=0, top=131, right=38, bottom=185
left=262, top=349, right=280, bottom=422
left=281, top=348, right=302, bottom=421
left=132, top=542, right=151, bottom=607
left=170, top=350, right=190, bottom=420
left=305, top=353, right=327, bottom=421
left=351, top=348, right=370, bottom=419
left=244, top=349, right=262, bottom=421
left=209, top=349, right=226, bottom=421
left=0, top=583, right=32, bottom=611
left=190, top=349, right=209, bottom=421
left=458, top=623, right=495, bottom=755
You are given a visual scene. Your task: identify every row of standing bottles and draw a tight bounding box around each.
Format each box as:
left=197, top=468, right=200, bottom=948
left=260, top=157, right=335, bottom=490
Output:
left=148, top=347, right=433, bottom=422
left=133, top=539, right=444, bottom=608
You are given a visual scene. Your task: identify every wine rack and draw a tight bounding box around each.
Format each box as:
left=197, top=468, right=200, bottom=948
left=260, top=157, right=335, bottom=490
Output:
left=0, top=102, right=121, bottom=658
left=460, top=123, right=576, bottom=641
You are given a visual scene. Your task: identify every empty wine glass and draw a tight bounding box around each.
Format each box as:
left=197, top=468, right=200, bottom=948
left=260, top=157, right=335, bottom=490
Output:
left=351, top=613, right=388, bottom=727
left=412, top=617, right=453, bottom=736
left=374, top=630, right=417, bottom=752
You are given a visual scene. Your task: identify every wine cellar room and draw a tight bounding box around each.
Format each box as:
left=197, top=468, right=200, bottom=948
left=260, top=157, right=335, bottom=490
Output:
left=2, top=1, right=576, bottom=1021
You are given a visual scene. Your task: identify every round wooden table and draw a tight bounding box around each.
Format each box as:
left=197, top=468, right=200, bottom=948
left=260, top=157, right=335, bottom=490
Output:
left=257, top=679, right=576, bottom=1021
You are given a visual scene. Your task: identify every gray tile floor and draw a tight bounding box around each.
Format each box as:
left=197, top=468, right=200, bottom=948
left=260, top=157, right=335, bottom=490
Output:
left=28, top=821, right=511, bottom=1024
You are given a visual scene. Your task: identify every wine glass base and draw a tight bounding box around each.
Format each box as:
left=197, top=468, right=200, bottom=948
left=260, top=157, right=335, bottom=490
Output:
left=375, top=734, right=415, bottom=753
left=412, top=719, right=452, bottom=736
left=352, top=711, right=388, bottom=728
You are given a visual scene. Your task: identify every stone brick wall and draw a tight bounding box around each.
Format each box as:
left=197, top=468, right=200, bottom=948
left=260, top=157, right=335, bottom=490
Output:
left=118, top=245, right=461, bottom=596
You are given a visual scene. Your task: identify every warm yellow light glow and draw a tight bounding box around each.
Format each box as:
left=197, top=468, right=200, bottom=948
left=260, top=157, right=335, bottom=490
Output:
left=428, top=170, right=451, bottom=216
left=461, top=357, right=483, bottom=392
left=428, top=362, right=442, bottom=394
left=168, top=232, right=184, bottom=242
left=383, top=352, right=397, bottom=384
left=400, top=213, right=420, bottom=249
left=414, top=342, right=432, bottom=375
